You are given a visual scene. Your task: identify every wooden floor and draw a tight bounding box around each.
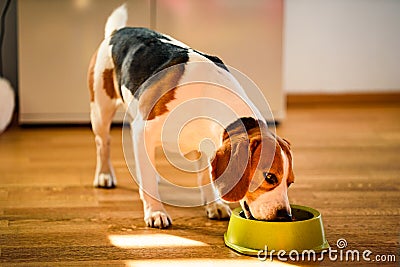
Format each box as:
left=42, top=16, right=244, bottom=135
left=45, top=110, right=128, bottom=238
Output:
left=0, top=101, right=399, bottom=266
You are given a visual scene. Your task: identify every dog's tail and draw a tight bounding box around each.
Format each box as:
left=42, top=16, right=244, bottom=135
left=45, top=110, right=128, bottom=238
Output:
left=105, top=4, right=128, bottom=38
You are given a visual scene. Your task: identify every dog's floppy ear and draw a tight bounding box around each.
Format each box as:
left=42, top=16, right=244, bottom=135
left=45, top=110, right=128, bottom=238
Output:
left=277, top=137, right=295, bottom=185
left=211, top=138, right=251, bottom=202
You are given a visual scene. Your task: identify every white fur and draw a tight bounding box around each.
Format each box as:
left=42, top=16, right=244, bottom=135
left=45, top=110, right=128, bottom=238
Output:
left=160, top=33, right=190, bottom=49
left=159, top=51, right=265, bottom=154
left=241, top=149, right=291, bottom=220
left=131, top=116, right=172, bottom=227
left=121, top=84, right=137, bottom=118
left=90, top=39, right=120, bottom=188
left=121, top=50, right=242, bottom=226
left=105, top=4, right=128, bottom=38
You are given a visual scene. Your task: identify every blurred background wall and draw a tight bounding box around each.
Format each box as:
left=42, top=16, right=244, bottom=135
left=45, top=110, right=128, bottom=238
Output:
left=284, top=0, right=400, bottom=93
left=1, top=0, right=18, bottom=98
left=16, top=0, right=286, bottom=123
left=3, top=0, right=400, bottom=124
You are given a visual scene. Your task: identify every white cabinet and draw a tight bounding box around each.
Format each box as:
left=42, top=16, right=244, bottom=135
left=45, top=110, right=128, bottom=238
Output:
left=18, top=0, right=284, bottom=123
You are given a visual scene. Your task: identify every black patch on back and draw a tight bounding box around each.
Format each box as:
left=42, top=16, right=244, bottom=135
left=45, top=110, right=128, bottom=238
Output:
left=109, top=27, right=189, bottom=99
left=194, top=50, right=229, bottom=72
left=223, top=117, right=270, bottom=142
left=225, top=117, right=260, bottom=135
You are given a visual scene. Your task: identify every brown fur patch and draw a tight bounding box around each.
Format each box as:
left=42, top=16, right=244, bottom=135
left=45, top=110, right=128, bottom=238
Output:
left=148, top=89, right=175, bottom=120
left=138, top=64, right=184, bottom=120
left=245, top=136, right=295, bottom=203
left=212, top=119, right=293, bottom=203
left=245, top=142, right=284, bottom=202
left=211, top=136, right=251, bottom=202
left=212, top=121, right=271, bottom=202
left=102, top=68, right=117, bottom=99
left=277, top=137, right=295, bottom=185
left=87, top=49, right=98, bottom=102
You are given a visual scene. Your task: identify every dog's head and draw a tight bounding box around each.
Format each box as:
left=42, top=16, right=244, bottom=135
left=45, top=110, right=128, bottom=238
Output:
left=211, top=118, right=295, bottom=221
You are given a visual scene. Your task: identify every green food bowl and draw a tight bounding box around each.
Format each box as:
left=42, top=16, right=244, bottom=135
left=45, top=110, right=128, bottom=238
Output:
left=224, top=204, right=330, bottom=256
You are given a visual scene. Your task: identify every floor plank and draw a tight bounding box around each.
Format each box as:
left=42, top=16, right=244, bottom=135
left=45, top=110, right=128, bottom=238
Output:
left=0, top=102, right=399, bottom=266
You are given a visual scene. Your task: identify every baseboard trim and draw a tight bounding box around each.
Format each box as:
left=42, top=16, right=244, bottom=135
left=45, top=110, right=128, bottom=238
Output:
left=287, top=92, right=400, bottom=107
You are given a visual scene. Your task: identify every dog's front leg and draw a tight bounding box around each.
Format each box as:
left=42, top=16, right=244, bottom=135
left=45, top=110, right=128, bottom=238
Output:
left=132, top=118, right=171, bottom=228
left=201, top=172, right=232, bottom=220
left=196, top=155, right=231, bottom=220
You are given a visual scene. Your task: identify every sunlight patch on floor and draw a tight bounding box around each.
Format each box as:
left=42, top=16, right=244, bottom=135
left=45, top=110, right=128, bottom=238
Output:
left=125, top=258, right=299, bottom=267
left=108, top=233, right=208, bottom=248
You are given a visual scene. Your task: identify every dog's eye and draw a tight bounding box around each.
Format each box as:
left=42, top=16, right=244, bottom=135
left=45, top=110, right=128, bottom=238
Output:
left=263, top=173, right=278, bottom=185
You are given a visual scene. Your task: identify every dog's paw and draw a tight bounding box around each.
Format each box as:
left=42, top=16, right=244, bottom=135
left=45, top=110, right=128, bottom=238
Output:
left=206, top=201, right=231, bottom=220
left=93, top=173, right=116, bottom=188
left=145, top=210, right=172, bottom=229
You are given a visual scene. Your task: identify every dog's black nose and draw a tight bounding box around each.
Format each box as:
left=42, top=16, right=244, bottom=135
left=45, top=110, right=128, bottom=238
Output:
left=276, top=209, right=292, bottom=222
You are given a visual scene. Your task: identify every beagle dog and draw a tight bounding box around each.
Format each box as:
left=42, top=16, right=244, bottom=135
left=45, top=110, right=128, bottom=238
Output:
left=88, top=5, right=295, bottom=228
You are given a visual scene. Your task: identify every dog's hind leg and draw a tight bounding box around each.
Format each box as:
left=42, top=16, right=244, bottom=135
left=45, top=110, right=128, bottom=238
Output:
left=88, top=42, right=120, bottom=188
